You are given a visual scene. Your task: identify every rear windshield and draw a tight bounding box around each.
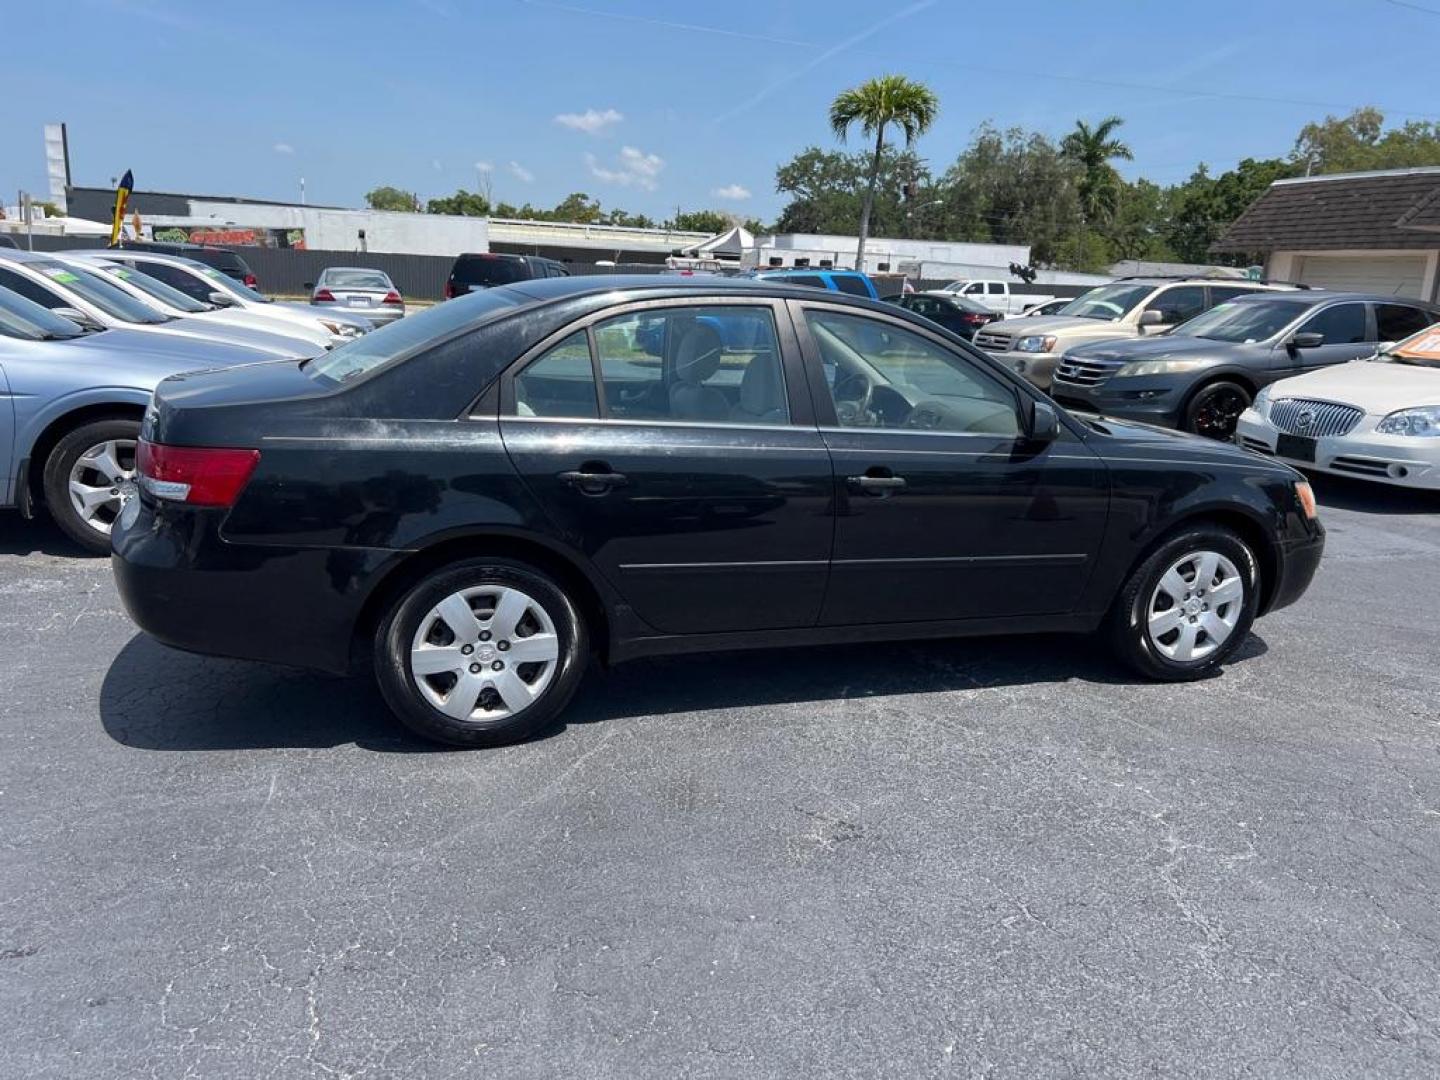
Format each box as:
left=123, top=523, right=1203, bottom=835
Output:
left=200, top=250, right=250, bottom=275
left=305, top=287, right=522, bottom=383
left=452, top=255, right=529, bottom=287
left=321, top=268, right=392, bottom=289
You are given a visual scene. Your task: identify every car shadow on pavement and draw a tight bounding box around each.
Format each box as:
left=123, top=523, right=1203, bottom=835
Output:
left=0, top=512, right=95, bottom=558
left=98, top=629, right=1268, bottom=753
left=1309, top=474, right=1438, bottom=515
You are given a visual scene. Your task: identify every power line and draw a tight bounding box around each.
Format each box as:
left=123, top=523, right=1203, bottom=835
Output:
left=1380, top=0, right=1440, bottom=14
left=524, top=0, right=1440, bottom=121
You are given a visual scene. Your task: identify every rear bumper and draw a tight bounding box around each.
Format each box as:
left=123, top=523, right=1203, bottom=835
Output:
left=111, top=498, right=390, bottom=675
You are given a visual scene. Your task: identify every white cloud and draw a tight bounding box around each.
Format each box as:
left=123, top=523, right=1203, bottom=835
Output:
left=586, top=145, right=665, bottom=191
left=431, top=158, right=443, bottom=172
left=712, top=183, right=751, bottom=200
left=509, top=161, right=535, bottom=183
left=474, top=160, right=493, bottom=174
left=554, top=107, right=624, bottom=135
left=273, top=142, right=294, bottom=155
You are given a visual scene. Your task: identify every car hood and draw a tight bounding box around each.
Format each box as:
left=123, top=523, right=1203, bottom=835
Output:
left=61, top=328, right=287, bottom=371
left=0, top=330, right=269, bottom=389
left=984, top=314, right=1133, bottom=344
left=1267, top=359, right=1440, bottom=412
left=274, top=301, right=373, bottom=330
left=1066, top=335, right=1235, bottom=362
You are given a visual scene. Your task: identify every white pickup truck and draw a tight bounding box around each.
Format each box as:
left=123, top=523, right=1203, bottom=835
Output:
left=927, top=279, right=1057, bottom=316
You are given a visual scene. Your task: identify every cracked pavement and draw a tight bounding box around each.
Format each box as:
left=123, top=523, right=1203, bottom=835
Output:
left=2, top=474, right=1439, bottom=1078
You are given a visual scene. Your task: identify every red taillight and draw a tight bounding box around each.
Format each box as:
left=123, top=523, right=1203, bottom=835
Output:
left=314, top=288, right=336, bottom=302
left=443, top=281, right=455, bottom=299
left=137, top=440, right=260, bottom=507
left=962, top=313, right=987, bottom=324
left=382, top=289, right=402, bottom=304
left=243, top=273, right=258, bottom=288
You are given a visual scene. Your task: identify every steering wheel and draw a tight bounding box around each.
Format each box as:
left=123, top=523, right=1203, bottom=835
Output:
left=832, top=370, right=877, bottom=426
left=903, top=400, right=948, bottom=430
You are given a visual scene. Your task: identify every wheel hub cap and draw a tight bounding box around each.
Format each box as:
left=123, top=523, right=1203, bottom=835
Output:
left=409, top=585, right=559, bottom=723
left=68, top=438, right=137, bottom=536
left=1145, top=549, right=1245, bottom=663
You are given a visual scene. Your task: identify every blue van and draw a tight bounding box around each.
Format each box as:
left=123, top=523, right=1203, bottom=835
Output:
left=752, top=268, right=880, bottom=300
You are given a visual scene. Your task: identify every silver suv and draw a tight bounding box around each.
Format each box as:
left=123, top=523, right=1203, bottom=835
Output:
left=974, top=277, right=1291, bottom=390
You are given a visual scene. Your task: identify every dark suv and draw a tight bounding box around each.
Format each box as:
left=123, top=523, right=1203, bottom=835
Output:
left=120, top=241, right=258, bottom=289
left=445, top=253, right=569, bottom=298
left=1052, top=292, right=1440, bottom=439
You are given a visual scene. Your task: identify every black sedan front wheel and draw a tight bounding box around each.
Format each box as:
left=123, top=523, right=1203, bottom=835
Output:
left=375, top=558, right=589, bottom=747
left=1184, top=381, right=1252, bottom=441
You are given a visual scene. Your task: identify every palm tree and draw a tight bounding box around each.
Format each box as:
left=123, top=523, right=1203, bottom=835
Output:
left=1062, top=116, right=1133, bottom=260
left=829, top=75, right=939, bottom=268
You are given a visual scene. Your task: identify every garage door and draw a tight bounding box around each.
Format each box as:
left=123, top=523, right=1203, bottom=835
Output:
left=1296, top=254, right=1429, bottom=299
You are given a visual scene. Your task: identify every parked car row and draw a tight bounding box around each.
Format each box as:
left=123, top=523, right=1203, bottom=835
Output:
left=0, top=248, right=389, bottom=552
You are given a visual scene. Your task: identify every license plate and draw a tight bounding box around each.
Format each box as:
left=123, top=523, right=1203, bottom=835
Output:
left=348, top=295, right=372, bottom=306
left=1276, top=432, right=1316, bottom=462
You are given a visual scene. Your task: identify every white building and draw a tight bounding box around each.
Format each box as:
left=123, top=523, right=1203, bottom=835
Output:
left=750, top=232, right=1032, bottom=279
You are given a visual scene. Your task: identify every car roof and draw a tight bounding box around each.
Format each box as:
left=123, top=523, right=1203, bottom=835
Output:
left=1223, top=290, right=1436, bottom=306
left=71, top=248, right=210, bottom=271
left=320, top=266, right=390, bottom=275
left=0, top=247, right=64, bottom=265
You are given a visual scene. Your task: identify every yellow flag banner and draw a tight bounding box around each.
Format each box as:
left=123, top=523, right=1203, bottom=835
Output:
left=108, top=170, right=133, bottom=247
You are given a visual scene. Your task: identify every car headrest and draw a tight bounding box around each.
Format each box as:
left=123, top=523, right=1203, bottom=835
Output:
left=673, top=323, right=723, bottom=385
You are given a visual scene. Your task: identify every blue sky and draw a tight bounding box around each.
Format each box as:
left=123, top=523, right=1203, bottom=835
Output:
left=5, top=0, right=1440, bottom=223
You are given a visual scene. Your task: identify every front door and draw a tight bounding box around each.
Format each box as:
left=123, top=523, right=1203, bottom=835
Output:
left=499, top=298, right=834, bottom=635
left=1276, top=300, right=1375, bottom=375
left=792, top=302, right=1109, bottom=627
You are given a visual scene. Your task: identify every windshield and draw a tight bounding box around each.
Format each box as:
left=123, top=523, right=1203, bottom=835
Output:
left=1056, top=284, right=1154, bottom=321
left=1173, top=299, right=1308, bottom=343
left=29, top=260, right=170, bottom=324
left=0, top=286, right=88, bottom=340
left=1377, top=326, right=1440, bottom=368
left=189, top=261, right=269, bottom=303
left=322, top=269, right=392, bottom=289
left=96, top=263, right=210, bottom=313
left=305, top=287, right=522, bottom=383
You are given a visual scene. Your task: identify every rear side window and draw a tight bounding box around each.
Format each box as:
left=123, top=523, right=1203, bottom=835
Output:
left=1299, top=302, right=1369, bottom=344
left=832, top=275, right=871, bottom=297
left=591, top=305, right=789, bottom=425
left=452, top=255, right=529, bottom=287
left=1376, top=303, right=1433, bottom=342
left=987, top=282, right=1004, bottom=295
left=1146, top=285, right=1207, bottom=324
left=514, top=331, right=598, bottom=418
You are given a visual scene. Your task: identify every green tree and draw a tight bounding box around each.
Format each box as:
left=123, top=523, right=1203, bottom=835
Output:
left=426, top=189, right=491, bottom=216
left=603, top=208, right=658, bottom=228
left=668, top=209, right=732, bottom=234
left=364, top=186, right=420, bottom=212
left=1062, top=116, right=1133, bottom=261
left=774, top=146, right=930, bottom=238
left=828, top=74, right=939, bottom=267
left=1293, top=107, right=1440, bottom=173
left=1166, top=157, right=1298, bottom=263
left=549, top=192, right=604, bottom=223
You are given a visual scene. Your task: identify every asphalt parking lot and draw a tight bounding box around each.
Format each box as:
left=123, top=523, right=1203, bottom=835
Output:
left=2, top=477, right=1438, bottom=1079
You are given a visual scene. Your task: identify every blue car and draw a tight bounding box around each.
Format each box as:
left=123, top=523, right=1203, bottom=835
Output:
left=752, top=268, right=880, bottom=300
left=0, top=286, right=276, bottom=553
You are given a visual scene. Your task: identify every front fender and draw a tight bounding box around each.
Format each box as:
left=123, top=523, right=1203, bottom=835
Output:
left=16, top=385, right=153, bottom=459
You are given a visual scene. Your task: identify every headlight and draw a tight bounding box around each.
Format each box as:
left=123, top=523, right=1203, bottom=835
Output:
left=1115, top=357, right=1215, bottom=377
left=1252, top=384, right=1273, bottom=417
left=1016, top=335, right=1057, bottom=353
left=1376, top=406, right=1440, bottom=437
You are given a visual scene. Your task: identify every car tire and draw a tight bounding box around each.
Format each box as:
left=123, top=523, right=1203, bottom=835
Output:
left=1183, top=381, right=1252, bottom=441
left=374, top=558, right=589, bottom=747
left=1107, top=526, right=1260, bottom=682
left=41, top=417, right=141, bottom=555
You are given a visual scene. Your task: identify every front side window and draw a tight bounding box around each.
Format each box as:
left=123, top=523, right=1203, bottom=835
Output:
left=514, top=331, right=597, bottom=418
left=127, top=260, right=212, bottom=303
left=1299, top=302, right=1369, bottom=344
left=590, top=305, right=789, bottom=425
left=1145, top=286, right=1207, bottom=325
left=806, top=309, right=1020, bottom=436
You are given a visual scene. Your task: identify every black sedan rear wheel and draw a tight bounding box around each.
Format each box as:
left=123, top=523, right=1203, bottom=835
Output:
left=1184, top=381, right=1252, bottom=441
left=375, top=558, right=589, bottom=747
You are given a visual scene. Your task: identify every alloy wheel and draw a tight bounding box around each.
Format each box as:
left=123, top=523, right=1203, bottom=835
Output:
left=409, top=585, right=560, bottom=722
left=1146, top=550, right=1244, bottom=662
left=67, top=439, right=137, bottom=536
left=1192, top=387, right=1248, bottom=440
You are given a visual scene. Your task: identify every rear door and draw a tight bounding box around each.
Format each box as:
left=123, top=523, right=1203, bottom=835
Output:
left=793, top=301, right=1109, bottom=626
left=498, top=296, right=834, bottom=635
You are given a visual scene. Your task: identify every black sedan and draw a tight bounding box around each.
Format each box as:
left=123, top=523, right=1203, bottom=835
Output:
left=113, top=276, right=1324, bottom=747
left=898, top=292, right=1000, bottom=339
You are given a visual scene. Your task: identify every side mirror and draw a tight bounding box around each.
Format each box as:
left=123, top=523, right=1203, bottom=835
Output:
left=1288, top=331, right=1324, bottom=349
left=302, top=281, right=315, bottom=290
left=53, top=306, right=101, bottom=330
left=1025, top=400, right=1060, bottom=443
left=1138, top=309, right=1165, bottom=328
left=208, top=291, right=237, bottom=307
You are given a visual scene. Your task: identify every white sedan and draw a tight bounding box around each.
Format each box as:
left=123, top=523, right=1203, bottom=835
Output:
left=1235, top=328, right=1440, bottom=489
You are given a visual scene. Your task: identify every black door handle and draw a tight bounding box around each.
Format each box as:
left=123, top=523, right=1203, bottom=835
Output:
left=846, top=473, right=906, bottom=495
left=558, top=468, right=628, bottom=495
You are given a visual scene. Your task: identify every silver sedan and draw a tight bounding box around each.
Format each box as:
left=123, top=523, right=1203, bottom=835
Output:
left=309, top=267, right=405, bottom=326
